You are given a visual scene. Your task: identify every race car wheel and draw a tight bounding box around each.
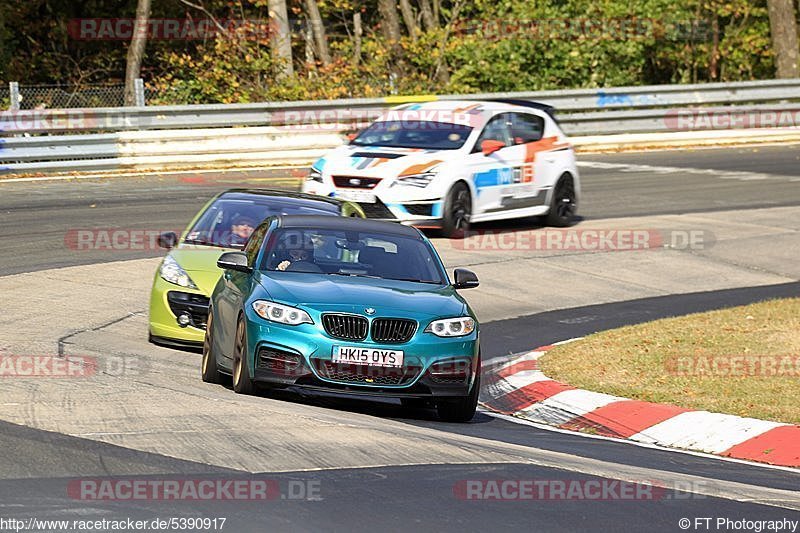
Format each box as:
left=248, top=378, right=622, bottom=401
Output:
left=442, top=182, right=472, bottom=238
left=436, top=354, right=480, bottom=422
left=545, top=175, right=577, bottom=227
left=201, top=311, right=221, bottom=384
left=232, top=316, right=255, bottom=395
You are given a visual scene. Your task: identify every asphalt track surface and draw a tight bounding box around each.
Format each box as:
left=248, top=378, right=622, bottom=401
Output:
left=1, top=143, right=799, bottom=276
left=1, top=145, right=800, bottom=531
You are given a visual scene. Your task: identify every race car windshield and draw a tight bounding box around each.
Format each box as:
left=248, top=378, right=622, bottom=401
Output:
left=351, top=120, right=472, bottom=150
left=262, top=227, right=446, bottom=284
left=184, top=198, right=337, bottom=249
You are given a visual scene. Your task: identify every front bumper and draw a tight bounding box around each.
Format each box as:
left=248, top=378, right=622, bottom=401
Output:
left=302, top=180, right=444, bottom=227
left=148, top=275, right=209, bottom=345
left=245, top=313, right=479, bottom=398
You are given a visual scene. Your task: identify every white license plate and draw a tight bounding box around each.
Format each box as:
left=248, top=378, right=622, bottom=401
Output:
left=332, top=346, right=404, bottom=368
left=334, top=190, right=377, bottom=203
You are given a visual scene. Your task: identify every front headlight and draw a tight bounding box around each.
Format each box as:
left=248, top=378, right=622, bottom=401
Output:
left=252, top=300, right=313, bottom=326
left=425, top=316, right=476, bottom=337
left=159, top=255, right=198, bottom=289
left=392, top=172, right=436, bottom=188
left=307, top=169, right=323, bottom=182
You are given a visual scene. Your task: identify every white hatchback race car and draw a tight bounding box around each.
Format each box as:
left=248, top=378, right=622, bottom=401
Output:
left=302, top=100, right=580, bottom=237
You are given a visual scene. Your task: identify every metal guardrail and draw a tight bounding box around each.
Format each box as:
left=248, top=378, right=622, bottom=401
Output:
left=1, top=79, right=799, bottom=174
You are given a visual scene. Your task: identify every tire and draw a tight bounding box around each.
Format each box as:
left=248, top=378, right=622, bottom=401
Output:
left=441, top=182, right=472, bottom=238
left=201, top=311, right=221, bottom=384
left=545, top=175, right=577, bottom=227
left=232, top=316, right=255, bottom=395
left=436, top=355, right=481, bottom=423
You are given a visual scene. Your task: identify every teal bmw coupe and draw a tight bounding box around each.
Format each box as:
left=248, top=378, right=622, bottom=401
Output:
left=202, top=215, right=481, bottom=422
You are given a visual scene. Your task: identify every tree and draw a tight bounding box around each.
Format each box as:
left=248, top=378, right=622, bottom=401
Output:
left=124, top=0, right=151, bottom=105
left=378, top=0, right=403, bottom=46
left=269, top=0, right=294, bottom=77
left=399, top=0, right=419, bottom=42
left=766, top=0, right=799, bottom=78
left=305, top=0, right=331, bottom=65
left=418, top=0, right=436, bottom=31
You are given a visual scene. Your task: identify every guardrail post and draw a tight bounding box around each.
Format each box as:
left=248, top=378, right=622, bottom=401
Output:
left=134, top=78, right=146, bottom=107
left=9, top=81, right=20, bottom=111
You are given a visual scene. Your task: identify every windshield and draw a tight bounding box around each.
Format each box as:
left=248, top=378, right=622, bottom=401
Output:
left=261, top=227, right=446, bottom=284
left=352, top=120, right=472, bottom=150
left=184, top=197, right=337, bottom=249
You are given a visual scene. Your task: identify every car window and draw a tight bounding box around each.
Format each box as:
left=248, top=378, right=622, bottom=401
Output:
left=510, top=112, right=545, bottom=144
left=352, top=121, right=473, bottom=150
left=261, top=228, right=445, bottom=284
left=184, top=197, right=337, bottom=249
left=472, top=113, right=512, bottom=153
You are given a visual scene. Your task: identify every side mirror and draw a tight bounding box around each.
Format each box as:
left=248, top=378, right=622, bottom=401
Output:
left=158, top=232, right=179, bottom=250
left=481, top=139, right=505, bottom=156
left=217, top=252, right=252, bottom=273
left=453, top=268, right=479, bottom=289
left=346, top=132, right=359, bottom=142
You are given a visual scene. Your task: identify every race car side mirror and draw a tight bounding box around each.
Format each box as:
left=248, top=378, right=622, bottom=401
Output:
left=217, top=252, right=252, bottom=273
left=453, top=268, right=479, bottom=289
left=481, top=139, right=505, bottom=156
left=158, top=232, right=179, bottom=250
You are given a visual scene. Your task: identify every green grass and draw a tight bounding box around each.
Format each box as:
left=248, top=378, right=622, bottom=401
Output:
left=539, top=298, right=800, bottom=424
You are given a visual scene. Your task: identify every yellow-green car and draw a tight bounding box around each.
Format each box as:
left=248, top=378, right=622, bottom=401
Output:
left=149, top=189, right=364, bottom=347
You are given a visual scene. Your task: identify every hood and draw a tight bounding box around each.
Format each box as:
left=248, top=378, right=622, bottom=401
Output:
left=255, top=271, right=467, bottom=319
left=166, top=245, right=233, bottom=296
left=319, top=144, right=463, bottom=178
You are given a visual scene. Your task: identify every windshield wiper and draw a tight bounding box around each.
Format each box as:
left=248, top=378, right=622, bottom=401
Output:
left=389, top=277, right=441, bottom=284
left=183, top=238, right=218, bottom=247
left=330, top=272, right=381, bottom=279
left=330, top=272, right=440, bottom=284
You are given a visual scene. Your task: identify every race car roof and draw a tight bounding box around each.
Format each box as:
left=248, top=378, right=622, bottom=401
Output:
left=390, top=99, right=550, bottom=114
left=218, top=189, right=344, bottom=209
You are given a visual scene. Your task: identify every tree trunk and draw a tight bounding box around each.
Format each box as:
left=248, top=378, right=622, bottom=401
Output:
left=268, top=0, right=294, bottom=78
left=352, top=12, right=363, bottom=66
left=767, top=0, right=799, bottom=78
left=709, top=15, right=719, bottom=81
left=418, top=0, right=436, bottom=30
left=378, top=0, right=403, bottom=46
left=305, top=0, right=331, bottom=65
left=305, top=19, right=315, bottom=64
left=123, top=0, right=151, bottom=106
left=399, top=0, right=418, bottom=42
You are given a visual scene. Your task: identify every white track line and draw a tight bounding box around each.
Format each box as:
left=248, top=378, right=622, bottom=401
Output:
left=0, top=165, right=307, bottom=184
left=578, top=160, right=798, bottom=182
